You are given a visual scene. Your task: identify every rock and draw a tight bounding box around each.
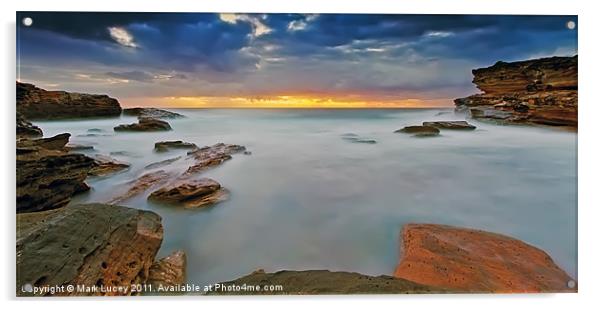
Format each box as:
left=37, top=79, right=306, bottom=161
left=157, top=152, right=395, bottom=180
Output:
left=17, top=113, right=42, bottom=138
left=17, top=82, right=122, bottom=119
left=65, top=143, right=95, bottom=151
left=88, top=155, right=130, bottom=177
left=145, top=156, right=182, bottom=170
left=110, top=150, right=142, bottom=158
left=243, top=151, right=252, bottom=155
left=107, top=170, right=173, bottom=204
left=422, top=121, right=476, bottom=130
left=88, top=128, right=104, bottom=132
left=209, top=270, right=441, bottom=295
left=148, top=178, right=229, bottom=208
left=393, top=224, right=576, bottom=293
left=154, top=140, right=198, bottom=152
left=123, top=107, right=184, bottom=119
left=434, top=111, right=452, bottom=116
left=114, top=117, right=172, bottom=132
left=183, top=143, right=246, bottom=176
left=16, top=203, right=163, bottom=296
left=341, top=133, right=377, bottom=144
left=454, top=56, right=577, bottom=128
left=394, top=125, right=440, bottom=137
left=148, top=250, right=186, bottom=288
left=17, top=134, right=95, bottom=213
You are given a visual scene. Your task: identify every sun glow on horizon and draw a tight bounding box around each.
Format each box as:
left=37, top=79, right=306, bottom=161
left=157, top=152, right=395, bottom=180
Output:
left=122, top=95, right=454, bottom=109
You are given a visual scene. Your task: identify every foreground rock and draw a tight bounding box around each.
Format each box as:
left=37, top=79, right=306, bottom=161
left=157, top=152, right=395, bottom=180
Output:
left=155, top=140, right=198, bottom=152
left=107, top=170, right=173, bottom=204
left=394, top=125, right=440, bottom=137
left=17, top=82, right=122, bottom=119
left=114, top=117, right=172, bottom=132
left=454, top=56, right=577, bottom=128
left=88, top=154, right=130, bottom=177
left=422, top=121, right=476, bottom=130
left=393, top=224, right=576, bottom=293
left=17, top=134, right=94, bottom=213
left=148, top=178, right=229, bottom=208
left=209, top=270, right=441, bottom=295
left=183, top=143, right=246, bottom=176
left=123, top=107, right=184, bottom=119
left=16, top=203, right=163, bottom=296
left=148, top=250, right=187, bottom=289
left=17, top=113, right=42, bottom=138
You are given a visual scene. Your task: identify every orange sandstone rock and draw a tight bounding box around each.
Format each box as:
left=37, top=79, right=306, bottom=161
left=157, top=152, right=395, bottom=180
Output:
left=393, top=224, right=576, bottom=293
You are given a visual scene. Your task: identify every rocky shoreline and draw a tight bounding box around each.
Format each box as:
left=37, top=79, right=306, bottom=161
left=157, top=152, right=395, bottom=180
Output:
left=15, top=61, right=577, bottom=296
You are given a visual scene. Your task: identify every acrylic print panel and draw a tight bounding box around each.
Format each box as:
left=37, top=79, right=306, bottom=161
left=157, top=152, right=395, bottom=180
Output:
left=15, top=12, right=577, bottom=296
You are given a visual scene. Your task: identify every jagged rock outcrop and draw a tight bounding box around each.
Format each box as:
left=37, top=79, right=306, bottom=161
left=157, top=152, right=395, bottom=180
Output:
left=394, top=125, right=440, bottom=137
left=183, top=143, right=246, bottom=176
left=154, top=141, right=197, bottom=152
left=17, top=113, right=42, bottom=138
left=148, top=250, right=186, bottom=289
left=422, top=121, right=476, bottom=130
left=16, top=203, right=163, bottom=296
left=17, top=133, right=95, bottom=213
left=114, top=117, right=172, bottom=132
left=148, top=178, right=229, bottom=208
left=454, top=56, right=577, bottom=128
left=107, top=170, right=173, bottom=205
left=209, top=270, right=441, bottom=295
left=393, top=224, right=576, bottom=293
left=17, top=82, right=122, bottom=119
left=123, top=107, right=184, bottom=119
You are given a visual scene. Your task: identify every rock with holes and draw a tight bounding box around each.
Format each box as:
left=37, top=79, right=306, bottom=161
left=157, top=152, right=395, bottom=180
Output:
left=148, top=250, right=186, bottom=290
left=148, top=178, right=229, bottom=208
left=393, top=224, right=576, bottom=293
left=16, top=203, right=163, bottom=296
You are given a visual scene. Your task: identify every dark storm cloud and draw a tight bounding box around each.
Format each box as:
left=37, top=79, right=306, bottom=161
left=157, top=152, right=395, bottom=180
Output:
left=16, top=12, right=577, bottom=101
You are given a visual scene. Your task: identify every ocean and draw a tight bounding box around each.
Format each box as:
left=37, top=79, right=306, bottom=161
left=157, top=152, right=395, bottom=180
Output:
left=33, top=108, right=578, bottom=286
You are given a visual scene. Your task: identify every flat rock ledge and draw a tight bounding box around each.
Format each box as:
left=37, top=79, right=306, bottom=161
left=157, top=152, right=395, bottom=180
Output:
left=88, top=154, right=131, bottom=177
left=155, top=140, right=198, bottom=152
left=183, top=143, right=246, bottom=176
left=394, top=125, right=440, bottom=137
left=394, top=224, right=576, bottom=293
left=114, top=117, right=172, bottom=132
left=422, top=121, right=476, bottom=130
left=16, top=203, right=163, bottom=296
left=209, top=270, right=442, bottom=295
left=123, top=107, right=184, bottom=119
left=148, top=178, right=229, bottom=209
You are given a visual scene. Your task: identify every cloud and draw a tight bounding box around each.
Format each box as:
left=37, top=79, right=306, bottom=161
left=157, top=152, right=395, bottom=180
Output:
left=108, top=27, right=137, bottom=48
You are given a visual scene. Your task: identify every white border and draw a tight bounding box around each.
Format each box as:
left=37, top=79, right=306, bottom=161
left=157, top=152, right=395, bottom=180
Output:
left=2, top=1, right=601, bottom=308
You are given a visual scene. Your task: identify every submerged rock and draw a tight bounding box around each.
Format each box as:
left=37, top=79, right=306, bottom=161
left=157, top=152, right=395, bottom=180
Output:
left=88, top=154, right=130, bottom=177
left=123, top=107, right=184, bottom=119
left=17, top=134, right=94, bottom=213
left=107, top=170, right=173, bottom=205
left=114, top=117, right=172, bottom=132
left=341, top=133, right=377, bottom=144
left=394, top=125, right=440, bottom=137
left=17, top=82, right=122, bottom=119
left=148, top=250, right=187, bottom=289
left=183, top=143, right=246, bottom=176
left=393, top=224, right=576, bottom=293
left=209, top=270, right=440, bottom=295
left=148, top=178, right=229, bottom=208
left=16, top=203, right=163, bottom=296
left=16, top=113, right=42, bottom=138
left=454, top=56, right=577, bottom=128
left=154, top=140, right=198, bottom=152
left=422, top=121, right=476, bottom=130
left=145, top=156, right=182, bottom=170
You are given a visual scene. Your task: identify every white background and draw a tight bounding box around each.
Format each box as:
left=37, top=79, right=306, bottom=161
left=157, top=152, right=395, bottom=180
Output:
left=1, top=0, right=600, bottom=307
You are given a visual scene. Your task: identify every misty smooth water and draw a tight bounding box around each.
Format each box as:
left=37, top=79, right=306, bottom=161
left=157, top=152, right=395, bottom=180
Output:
left=35, top=108, right=577, bottom=286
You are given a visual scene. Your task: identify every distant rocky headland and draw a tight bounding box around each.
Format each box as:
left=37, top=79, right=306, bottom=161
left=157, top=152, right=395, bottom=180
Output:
left=454, top=56, right=577, bottom=128
left=15, top=55, right=577, bottom=296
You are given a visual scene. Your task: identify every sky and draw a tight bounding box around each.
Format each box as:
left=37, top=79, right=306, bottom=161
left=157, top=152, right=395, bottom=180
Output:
left=16, top=12, right=577, bottom=108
